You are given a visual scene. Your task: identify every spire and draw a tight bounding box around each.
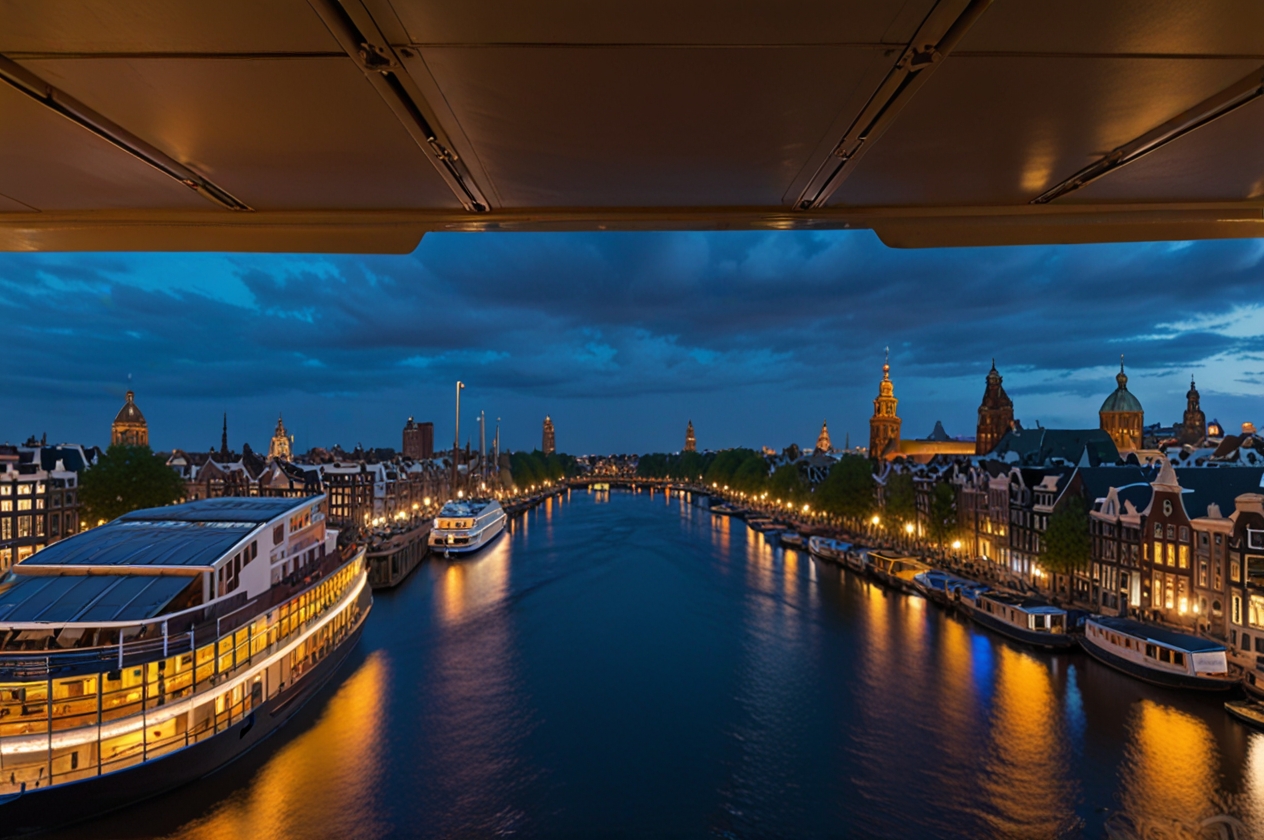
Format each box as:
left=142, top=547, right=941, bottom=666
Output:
left=883, top=346, right=890, bottom=379
left=221, top=413, right=229, bottom=457
left=1116, top=355, right=1128, bottom=390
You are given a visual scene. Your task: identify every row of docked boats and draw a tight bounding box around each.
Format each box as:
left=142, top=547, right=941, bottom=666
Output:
left=799, top=532, right=1239, bottom=694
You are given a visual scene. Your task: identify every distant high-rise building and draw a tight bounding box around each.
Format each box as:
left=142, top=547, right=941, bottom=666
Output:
left=1178, top=378, right=1206, bottom=446
left=111, top=390, right=149, bottom=447
left=975, top=360, right=1014, bottom=455
left=815, top=420, right=832, bottom=454
left=1099, top=358, right=1144, bottom=451
left=269, top=414, right=293, bottom=461
left=868, top=351, right=901, bottom=459
left=542, top=416, right=556, bottom=455
left=685, top=420, right=696, bottom=452
left=402, top=417, right=434, bottom=459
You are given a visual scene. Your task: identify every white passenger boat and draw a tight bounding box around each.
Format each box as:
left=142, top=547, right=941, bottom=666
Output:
left=807, top=536, right=847, bottom=563
left=866, top=551, right=931, bottom=595
left=1080, top=616, right=1235, bottom=691
left=912, top=570, right=976, bottom=606
left=959, top=588, right=1075, bottom=650
left=0, top=496, right=371, bottom=834
left=428, top=498, right=507, bottom=556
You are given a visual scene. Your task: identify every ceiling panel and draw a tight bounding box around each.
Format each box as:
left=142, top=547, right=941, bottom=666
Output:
left=0, top=0, right=338, bottom=54
left=22, top=57, right=464, bottom=211
left=0, top=80, right=209, bottom=211
left=1068, top=96, right=1264, bottom=203
left=387, top=0, right=934, bottom=46
left=830, top=56, right=1263, bottom=207
left=0, top=192, right=35, bottom=212
left=958, top=0, right=1264, bottom=56
left=420, top=45, right=895, bottom=207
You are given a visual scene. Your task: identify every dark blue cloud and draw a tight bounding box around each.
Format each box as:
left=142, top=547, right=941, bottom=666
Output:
left=0, top=233, right=1262, bottom=453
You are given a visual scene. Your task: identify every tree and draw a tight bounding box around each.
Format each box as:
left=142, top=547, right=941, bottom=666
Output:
left=927, top=482, right=958, bottom=547
left=80, top=444, right=186, bottom=525
left=818, top=455, right=875, bottom=523
left=768, top=463, right=808, bottom=505
left=884, top=471, right=917, bottom=526
left=1043, top=495, right=1091, bottom=576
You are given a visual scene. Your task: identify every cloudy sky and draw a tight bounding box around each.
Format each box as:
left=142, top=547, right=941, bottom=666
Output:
left=2, top=231, right=1263, bottom=455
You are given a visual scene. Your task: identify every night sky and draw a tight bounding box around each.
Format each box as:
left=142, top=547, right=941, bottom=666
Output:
left=2, top=231, right=1263, bottom=455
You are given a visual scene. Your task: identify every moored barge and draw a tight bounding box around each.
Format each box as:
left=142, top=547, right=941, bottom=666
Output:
left=1080, top=616, right=1234, bottom=691
left=0, top=495, right=371, bottom=835
left=959, top=588, right=1075, bottom=650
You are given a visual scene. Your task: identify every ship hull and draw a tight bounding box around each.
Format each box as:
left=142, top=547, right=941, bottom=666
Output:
left=1079, top=633, right=1236, bottom=692
left=965, top=605, right=1077, bottom=650
left=0, top=606, right=369, bottom=838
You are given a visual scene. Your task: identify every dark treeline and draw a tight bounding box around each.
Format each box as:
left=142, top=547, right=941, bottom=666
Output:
left=509, top=450, right=578, bottom=489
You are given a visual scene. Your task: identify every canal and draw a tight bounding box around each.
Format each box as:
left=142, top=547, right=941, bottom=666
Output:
left=54, top=489, right=1264, bottom=839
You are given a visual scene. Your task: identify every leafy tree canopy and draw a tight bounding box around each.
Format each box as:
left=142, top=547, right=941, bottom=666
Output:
left=80, top=444, right=186, bottom=525
left=927, top=482, right=958, bottom=546
left=817, top=456, right=876, bottom=522
left=884, top=471, right=917, bottom=525
left=1043, top=495, right=1091, bottom=575
left=768, top=463, right=809, bottom=505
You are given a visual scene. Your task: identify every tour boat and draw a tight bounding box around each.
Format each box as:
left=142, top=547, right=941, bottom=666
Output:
left=1225, top=700, right=1264, bottom=732
left=866, top=551, right=932, bottom=595
left=778, top=532, right=804, bottom=548
left=844, top=546, right=870, bottom=574
left=912, top=570, right=977, bottom=606
left=807, top=536, right=848, bottom=564
left=1079, top=616, right=1235, bottom=691
left=958, top=588, right=1075, bottom=649
left=0, top=496, right=371, bottom=834
left=428, top=498, right=507, bottom=556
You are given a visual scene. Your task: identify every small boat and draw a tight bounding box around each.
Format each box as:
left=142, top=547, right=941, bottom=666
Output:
left=844, top=546, right=870, bottom=574
left=428, top=498, right=507, bottom=556
left=913, top=570, right=977, bottom=606
left=867, top=551, right=932, bottom=594
left=779, top=531, right=804, bottom=548
left=960, top=588, right=1076, bottom=649
left=1225, top=700, right=1264, bottom=731
left=1079, top=616, right=1235, bottom=691
left=807, top=536, right=848, bottom=564
left=709, top=503, right=738, bottom=517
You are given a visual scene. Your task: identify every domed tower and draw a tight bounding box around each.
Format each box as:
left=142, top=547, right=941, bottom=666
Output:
left=868, top=350, right=901, bottom=459
left=815, top=420, right=832, bottom=454
left=1178, top=377, right=1206, bottom=446
left=111, top=390, right=149, bottom=447
left=1099, top=357, right=1144, bottom=451
left=684, top=420, right=696, bottom=453
left=269, top=414, right=293, bottom=461
left=975, top=360, right=1014, bottom=455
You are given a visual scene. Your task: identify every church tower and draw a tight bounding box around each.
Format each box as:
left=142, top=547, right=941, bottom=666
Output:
left=684, top=420, right=696, bottom=452
left=815, top=420, right=832, bottom=454
left=1178, top=377, right=1206, bottom=446
left=975, top=360, right=1014, bottom=455
left=868, top=351, right=901, bottom=459
left=269, top=414, right=293, bottom=461
left=111, top=390, right=149, bottom=447
left=542, top=416, right=556, bottom=455
left=1099, top=357, right=1144, bottom=451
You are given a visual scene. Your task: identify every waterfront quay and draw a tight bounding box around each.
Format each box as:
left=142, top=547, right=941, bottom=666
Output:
left=40, top=488, right=1264, bottom=840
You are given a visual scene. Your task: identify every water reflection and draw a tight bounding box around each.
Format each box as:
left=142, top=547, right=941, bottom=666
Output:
left=1119, top=700, right=1221, bottom=830
left=978, top=646, right=1077, bottom=837
left=164, top=651, right=392, bottom=840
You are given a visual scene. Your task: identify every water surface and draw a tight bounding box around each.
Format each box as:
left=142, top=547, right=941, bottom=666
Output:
left=56, top=489, right=1264, bottom=838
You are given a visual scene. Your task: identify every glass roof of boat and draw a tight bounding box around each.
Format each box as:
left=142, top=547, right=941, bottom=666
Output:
left=119, top=496, right=315, bottom=524
left=0, top=573, right=195, bottom=624
left=21, top=519, right=254, bottom=569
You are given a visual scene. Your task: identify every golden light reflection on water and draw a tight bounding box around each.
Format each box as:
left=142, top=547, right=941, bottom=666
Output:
left=979, top=646, right=1076, bottom=837
left=1119, top=700, right=1221, bottom=829
left=437, top=541, right=511, bottom=627
left=166, top=651, right=391, bottom=840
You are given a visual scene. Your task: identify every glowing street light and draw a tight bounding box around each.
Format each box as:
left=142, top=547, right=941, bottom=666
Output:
left=870, top=515, right=880, bottom=526
left=951, top=539, right=962, bottom=551
left=904, top=522, right=914, bottom=535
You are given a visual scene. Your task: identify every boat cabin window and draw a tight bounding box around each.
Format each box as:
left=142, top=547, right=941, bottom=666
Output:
left=1033, top=614, right=1046, bottom=630
left=1158, top=648, right=1171, bottom=664
left=1172, top=651, right=1185, bottom=667
left=1145, top=643, right=1157, bottom=658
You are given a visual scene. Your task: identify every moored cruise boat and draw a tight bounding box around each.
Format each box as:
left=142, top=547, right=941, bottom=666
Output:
left=778, top=531, right=804, bottom=548
left=807, top=536, right=847, bottom=564
left=428, top=498, right=507, bottom=556
left=912, top=570, right=977, bottom=607
left=0, top=496, right=371, bottom=834
left=866, top=551, right=931, bottom=595
left=1080, top=616, right=1235, bottom=691
left=959, top=588, right=1075, bottom=650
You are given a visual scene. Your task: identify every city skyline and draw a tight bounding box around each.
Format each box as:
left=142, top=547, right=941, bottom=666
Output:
left=3, top=231, right=1264, bottom=454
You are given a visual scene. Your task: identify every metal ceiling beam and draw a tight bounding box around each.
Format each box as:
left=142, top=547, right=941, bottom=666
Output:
left=794, top=0, right=994, bottom=210
left=1033, top=64, right=1264, bottom=204
left=306, top=0, right=491, bottom=213
left=0, top=55, right=251, bottom=212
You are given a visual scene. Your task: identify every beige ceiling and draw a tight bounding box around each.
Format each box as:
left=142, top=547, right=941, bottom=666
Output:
left=0, top=0, right=1262, bottom=251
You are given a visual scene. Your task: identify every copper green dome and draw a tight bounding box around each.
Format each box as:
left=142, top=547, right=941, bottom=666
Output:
left=1099, top=362, right=1142, bottom=414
